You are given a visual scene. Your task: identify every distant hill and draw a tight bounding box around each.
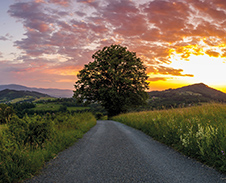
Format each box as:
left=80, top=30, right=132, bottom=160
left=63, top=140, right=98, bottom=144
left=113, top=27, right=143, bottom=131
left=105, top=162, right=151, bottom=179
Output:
left=0, top=89, right=52, bottom=103
left=173, top=83, right=226, bottom=101
left=148, top=83, right=226, bottom=109
left=0, top=84, right=73, bottom=98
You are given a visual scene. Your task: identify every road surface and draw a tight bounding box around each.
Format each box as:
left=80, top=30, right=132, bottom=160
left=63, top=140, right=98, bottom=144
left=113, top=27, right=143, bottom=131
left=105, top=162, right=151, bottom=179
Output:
left=26, top=120, right=226, bottom=183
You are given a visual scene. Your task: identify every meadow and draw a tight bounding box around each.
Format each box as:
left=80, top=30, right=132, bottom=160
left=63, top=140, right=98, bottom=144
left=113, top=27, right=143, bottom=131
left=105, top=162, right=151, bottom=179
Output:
left=112, top=103, right=226, bottom=173
left=0, top=112, right=96, bottom=183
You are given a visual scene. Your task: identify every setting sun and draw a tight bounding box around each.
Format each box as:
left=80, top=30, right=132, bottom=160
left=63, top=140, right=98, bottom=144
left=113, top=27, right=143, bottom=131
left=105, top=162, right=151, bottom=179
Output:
left=166, top=45, right=226, bottom=92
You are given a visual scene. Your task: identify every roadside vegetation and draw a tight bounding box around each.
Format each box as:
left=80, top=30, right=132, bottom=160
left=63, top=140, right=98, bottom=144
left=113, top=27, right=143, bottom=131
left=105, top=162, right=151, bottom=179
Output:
left=1, top=44, right=225, bottom=182
left=0, top=111, right=96, bottom=183
left=112, top=103, right=226, bottom=173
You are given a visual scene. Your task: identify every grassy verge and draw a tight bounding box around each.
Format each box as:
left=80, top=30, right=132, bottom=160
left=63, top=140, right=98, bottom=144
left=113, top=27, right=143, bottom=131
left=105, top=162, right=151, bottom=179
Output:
left=0, top=112, right=96, bottom=183
left=112, top=103, right=226, bottom=173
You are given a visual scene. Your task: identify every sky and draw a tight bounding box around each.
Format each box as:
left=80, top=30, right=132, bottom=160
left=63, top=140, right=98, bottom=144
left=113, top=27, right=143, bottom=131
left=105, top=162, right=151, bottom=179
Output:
left=0, top=0, right=226, bottom=92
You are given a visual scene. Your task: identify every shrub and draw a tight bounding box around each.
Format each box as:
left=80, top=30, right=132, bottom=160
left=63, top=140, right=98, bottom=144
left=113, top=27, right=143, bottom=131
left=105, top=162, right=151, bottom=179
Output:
left=0, top=112, right=96, bottom=182
left=6, top=114, right=55, bottom=148
left=95, top=112, right=104, bottom=120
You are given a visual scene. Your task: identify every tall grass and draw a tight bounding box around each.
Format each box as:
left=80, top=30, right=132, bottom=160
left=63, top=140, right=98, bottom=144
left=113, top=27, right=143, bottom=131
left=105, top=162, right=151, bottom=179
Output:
left=0, top=112, right=96, bottom=183
left=112, top=103, right=226, bottom=172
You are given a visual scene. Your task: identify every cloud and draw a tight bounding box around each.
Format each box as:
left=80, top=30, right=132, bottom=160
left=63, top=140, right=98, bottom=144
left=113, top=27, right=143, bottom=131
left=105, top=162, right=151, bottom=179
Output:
left=8, top=2, right=55, bottom=34
left=0, top=36, right=8, bottom=41
left=48, top=0, right=71, bottom=6
left=0, top=34, right=12, bottom=41
left=76, top=0, right=99, bottom=8
left=5, top=0, right=226, bottom=89
left=205, top=50, right=220, bottom=57
left=147, top=77, right=167, bottom=82
left=147, top=66, right=194, bottom=77
left=75, top=11, right=86, bottom=17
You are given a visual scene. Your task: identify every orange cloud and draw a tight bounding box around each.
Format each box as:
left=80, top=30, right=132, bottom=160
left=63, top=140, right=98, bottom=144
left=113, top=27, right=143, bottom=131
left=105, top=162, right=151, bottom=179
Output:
left=147, top=66, right=193, bottom=77
left=147, top=77, right=167, bottom=82
left=205, top=50, right=220, bottom=57
left=48, top=0, right=71, bottom=6
left=5, top=0, right=226, bottom=90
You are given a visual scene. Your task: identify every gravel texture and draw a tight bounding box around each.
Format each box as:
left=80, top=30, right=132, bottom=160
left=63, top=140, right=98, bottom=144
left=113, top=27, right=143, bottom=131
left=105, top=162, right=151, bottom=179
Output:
left=25, top=120, right=226, bottom=183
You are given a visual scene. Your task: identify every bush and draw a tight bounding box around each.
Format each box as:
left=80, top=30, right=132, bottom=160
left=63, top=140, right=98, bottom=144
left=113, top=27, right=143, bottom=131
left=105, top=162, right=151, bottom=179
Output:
left=95, top=112, right=104, bottom=120
left=0, top=112, right=96, bottom=183
left=7, top=114, right=55, bottom=148
left=0, top=104, right=14, bottom=124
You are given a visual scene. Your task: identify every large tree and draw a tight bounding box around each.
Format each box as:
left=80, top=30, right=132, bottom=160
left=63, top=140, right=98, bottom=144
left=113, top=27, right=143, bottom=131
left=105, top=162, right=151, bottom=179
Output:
left=74, top=44, right=149, bottom=117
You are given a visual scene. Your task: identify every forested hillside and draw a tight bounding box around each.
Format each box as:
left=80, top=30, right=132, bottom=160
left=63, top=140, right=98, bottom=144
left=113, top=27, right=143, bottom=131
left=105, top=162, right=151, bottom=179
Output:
left=0, top=89, right=51, bottom=103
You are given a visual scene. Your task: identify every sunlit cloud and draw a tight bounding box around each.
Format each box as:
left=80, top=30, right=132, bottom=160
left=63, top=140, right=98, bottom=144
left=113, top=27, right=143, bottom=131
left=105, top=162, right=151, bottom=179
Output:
left=147, top=77, right=167, bottom=82
left=0, top=0, right=225, bottom=91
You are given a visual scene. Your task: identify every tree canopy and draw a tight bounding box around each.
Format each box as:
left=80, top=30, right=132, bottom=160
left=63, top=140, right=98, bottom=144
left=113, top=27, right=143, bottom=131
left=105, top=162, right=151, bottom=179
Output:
left=74, top=44, right=149, bottom=117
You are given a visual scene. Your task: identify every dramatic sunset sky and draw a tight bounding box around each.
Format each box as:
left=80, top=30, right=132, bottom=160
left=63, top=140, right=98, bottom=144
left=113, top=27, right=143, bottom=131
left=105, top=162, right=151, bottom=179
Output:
left=0, top=0, right=226, bottom=92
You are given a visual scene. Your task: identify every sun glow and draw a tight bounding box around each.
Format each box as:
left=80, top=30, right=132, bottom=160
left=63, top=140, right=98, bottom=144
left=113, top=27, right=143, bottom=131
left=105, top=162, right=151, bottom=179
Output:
left=168, top=52, right=226, bottom=92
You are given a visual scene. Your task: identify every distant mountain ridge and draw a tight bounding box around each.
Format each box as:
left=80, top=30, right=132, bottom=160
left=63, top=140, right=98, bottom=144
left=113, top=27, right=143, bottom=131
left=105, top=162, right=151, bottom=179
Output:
left=172, top=83, right=226, bottom=101
left=0, top=84, right=73, bottom=98
left=0, top=89, right=51, bottom=103
left=148, top=83, right=226, bottom=109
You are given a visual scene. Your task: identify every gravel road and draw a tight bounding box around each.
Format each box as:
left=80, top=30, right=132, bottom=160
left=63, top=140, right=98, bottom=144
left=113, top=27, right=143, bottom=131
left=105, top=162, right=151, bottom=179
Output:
left=26, top=120, right=226, bottom=183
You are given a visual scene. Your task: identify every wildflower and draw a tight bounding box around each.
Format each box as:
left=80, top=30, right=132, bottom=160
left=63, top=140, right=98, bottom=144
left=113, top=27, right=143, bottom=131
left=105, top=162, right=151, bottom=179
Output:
left=221, top=151, right=225, bottom=155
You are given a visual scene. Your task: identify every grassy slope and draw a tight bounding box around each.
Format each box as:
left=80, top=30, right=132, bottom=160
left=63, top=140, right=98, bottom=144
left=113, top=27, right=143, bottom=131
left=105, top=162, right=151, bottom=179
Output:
left=0, top=89, right=53, bottom=104
left=112, top=103, right=226, bottom=173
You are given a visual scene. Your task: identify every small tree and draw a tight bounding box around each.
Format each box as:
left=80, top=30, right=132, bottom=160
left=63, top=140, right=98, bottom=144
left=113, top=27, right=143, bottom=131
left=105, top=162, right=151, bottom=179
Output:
left=74, top=44, right=149, bottom=117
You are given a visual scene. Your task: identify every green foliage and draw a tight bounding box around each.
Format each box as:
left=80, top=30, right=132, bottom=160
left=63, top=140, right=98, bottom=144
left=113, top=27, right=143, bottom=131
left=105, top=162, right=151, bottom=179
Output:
left=112, top=103, right=226, bottom=173
left=0, top=104, right=14, bottom=124
left=59, top=105, right=67, bottom=112
left=10, top=102, right=35, bottom=118
left=6, top=114, right=55, bottom=148
left=0, top=112, right=96, bottom=182
left=74, top=44, right=149, bottom=117
left=95, top=112, right=104, bottom=120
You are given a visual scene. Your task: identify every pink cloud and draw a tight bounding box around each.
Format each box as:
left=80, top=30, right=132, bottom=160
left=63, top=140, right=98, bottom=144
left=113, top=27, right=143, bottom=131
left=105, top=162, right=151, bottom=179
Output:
left=48, top=0, right=71, bottom=6
left=5, top=0, right=226, bottom=89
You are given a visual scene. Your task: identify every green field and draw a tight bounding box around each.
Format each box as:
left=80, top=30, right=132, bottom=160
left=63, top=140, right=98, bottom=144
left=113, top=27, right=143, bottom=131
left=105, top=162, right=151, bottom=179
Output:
left=34, top=103, right=62, bottom=111
left=33, top=97, right=55, bottom=102
left=9, top=96, right=34, bottom=103
left=67, top=106, right=90, bottom=111
left=112, top=103, right=226, bottom=172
